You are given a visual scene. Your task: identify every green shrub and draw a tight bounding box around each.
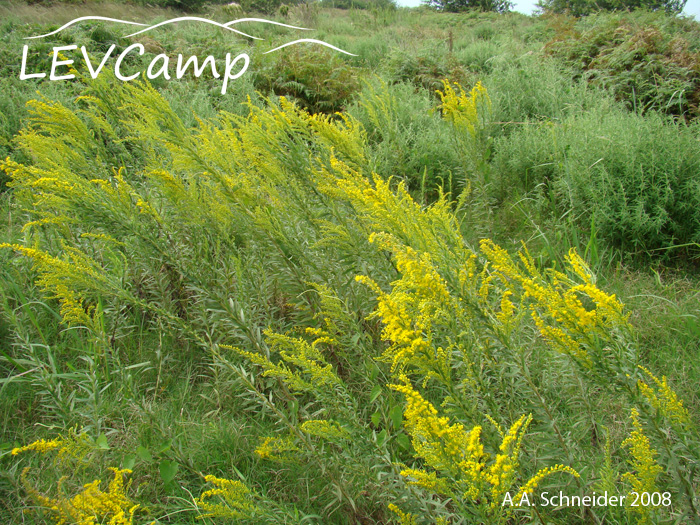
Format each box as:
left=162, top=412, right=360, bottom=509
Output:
left=455, top=40, right=501, bottom=72
left=347, top=80, right=465, bottom=198
left=538, top=0, right=687, bottom=17
left=545, top=11, right=700, bottom=118
left=425, top=0, right=513, bottom=13
left=484, top=54, right=604, bottom=127
left=239, top=0, right=284, bottom=15
left=384, top=46, right=468, bottom=92
left=320, top=0, right=397, bottom=10
left=493, top=103, right=700, bottom=260
left=253, top=45, right=363, bottom=114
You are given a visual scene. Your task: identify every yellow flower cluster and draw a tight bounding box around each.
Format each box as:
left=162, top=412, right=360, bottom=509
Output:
left=513, top=464, right=580, bottom=504
left=195, top=475, right=261, bottom=520
left=315, top=155, right=462, bottom=262
left=637, top=366, right=691, bottom=428
left=437, top=80, right=491, bottom=139
left=21, top=467, right=139, bottom=525
left=622, top=409, right=663, bottom=524
left=483, top=415, right=532, bottom=506
left=0, top=243, right=111, bottom=328
left=230, top=331, right=341, bottom=394
left=390, top=378, right=579, bottom=516
left=480, top=240, right=627, bottom=364
left=390, top=377, right=481, bottom=479
left=12, top=438, right=62, bottom=456
left=399, top=468, right=452, bottom=494
left=371, top=233, right=451, bottom=304
left=387, top=503, right=418, bottom=525
left=254, top=435, right=300, bottom=463
left=12, top=429, right=93, bottom=464
left=300, top=419, right=350, bottom=441
left=357, top=233, right=454, bottom=380
left=495, top=290, right=517, bottom=332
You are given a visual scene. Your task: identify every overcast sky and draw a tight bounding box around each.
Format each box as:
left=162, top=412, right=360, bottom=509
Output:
left=394, top=0, right=700, bottom=19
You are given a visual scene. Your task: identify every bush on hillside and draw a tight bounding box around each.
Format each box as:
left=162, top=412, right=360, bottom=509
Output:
left=492, top=103, right=700, bottom=261
left=384, top=48, right=469, bottom=92
left=424, top=0, right=513, bottom=13
left=545, top=12, right=700, bottom=118
left=537, top=0, right=686, bottom=17
left=321, top=0, right=397, bottom=10
left=254, top=45, right=362, bottom=114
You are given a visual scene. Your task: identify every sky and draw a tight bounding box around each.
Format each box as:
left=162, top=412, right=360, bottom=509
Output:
left=394, top=0, right=700, bottom=18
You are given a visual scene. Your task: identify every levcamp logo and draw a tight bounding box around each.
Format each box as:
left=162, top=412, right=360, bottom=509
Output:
left=19, top=16, right=355, bottom=94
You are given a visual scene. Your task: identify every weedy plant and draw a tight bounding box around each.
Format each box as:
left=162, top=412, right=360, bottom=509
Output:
left=2, top=68, right=699, bottom=524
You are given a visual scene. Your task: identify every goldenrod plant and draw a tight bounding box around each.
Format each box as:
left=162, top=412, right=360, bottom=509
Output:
left=12, top=430, right=144, bottom=525
left=2, top=70, right=699, bottom=523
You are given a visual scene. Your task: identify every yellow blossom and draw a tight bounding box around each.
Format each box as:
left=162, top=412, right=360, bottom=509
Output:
left=300, top=420, right=350, bottom=440
left=637, top=366, right=690, bottom=427
left=622, top=408, right=663, bottom=524
left=12, top=438, right=62, bottom=456
left=388, top=503, right=418, bottom=525
left=195, top=475, right=261, bottom=520
left=254, top=436, right=300, bottom=463
left=21, top=467, right=139, bottom=525
left=513, top=464, right=580, bottom=504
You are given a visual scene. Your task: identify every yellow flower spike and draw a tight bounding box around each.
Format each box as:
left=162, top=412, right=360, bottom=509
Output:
left=436, top=80, right=491, bottom=138
left=0, top=243, right=113, bottom=329
left=565, top=248, right=594, bottom=284
left=486, top=414, right=533, bottom=507
left=254, top=436, right=300, bottom=463
left=513, top=465, right=580, bottom=504
left=300, top=420, right=350, bottom=440
left=195, top=475, right=261, bottom=520
left=20, top=466, right=140, bottom=525
left=387, top=503, right=418, bottom=525
left=390, top=377, right=488, bottom=490
left=532, top=312, right=591, bottom=365
left=622, top=409, right=663, bottom=524
left=12, top=438, right=62, bottom=456
left=230, top=331, right=343, bottom=395
left=495, top=290, right=518, bottom=331
left=12, top=429, right=93, bottom=464
left=479, top=239, right=628, bottom=366
left=637, top=366, right=690, bottom=427
left=357, top=234, right=455, bottom=379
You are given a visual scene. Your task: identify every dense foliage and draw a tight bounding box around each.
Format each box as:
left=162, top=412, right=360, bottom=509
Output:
left=1, top=3, right=699, bottom=524
left=545, top=12, right=700, bottom=117
left=321, top=0, right=397, bottom=10
left=424, top=0, right=514, bottom=13
left=537, top=0, right=687, bottom=16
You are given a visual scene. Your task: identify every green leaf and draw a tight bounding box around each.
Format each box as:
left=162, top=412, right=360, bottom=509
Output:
left=377, top=429, right=388, bottom=446
left=95, top=434, right=110, bottom=450
left=123, top=454, right=136, bottom=470
left=390, top=404, right=404, bottom=430
left=136, top=446, right=152, bottom=462
left=397, top=433, right=411, bottom=451
left=157, top=439, right=172, bottom=454
left=371, top=411, right=381, bottom=427
left=369, top=385, right=382, bottom=404
left=159, top=459, right=179, bottom=486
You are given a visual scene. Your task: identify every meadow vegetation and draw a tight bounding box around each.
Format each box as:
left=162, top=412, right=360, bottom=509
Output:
left=0, top=1, right=699, bottom=523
